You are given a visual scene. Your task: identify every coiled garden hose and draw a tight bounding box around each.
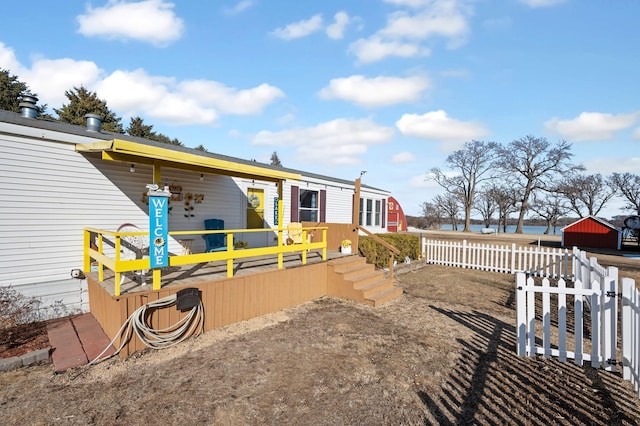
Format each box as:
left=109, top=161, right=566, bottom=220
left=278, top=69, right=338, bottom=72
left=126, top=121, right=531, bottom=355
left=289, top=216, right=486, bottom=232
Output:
left=87, top=294, right=204, bottom=366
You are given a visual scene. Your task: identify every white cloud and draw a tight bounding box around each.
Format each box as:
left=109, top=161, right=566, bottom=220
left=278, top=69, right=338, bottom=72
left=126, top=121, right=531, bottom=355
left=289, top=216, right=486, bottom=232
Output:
left=392, top=152, right=417, bottom=163
left=349, top=0, right=472, bottom=63
left=408, top=173, right=439, bottom=189
left=380, top=8, right=470, bottom=46
left=0, top=42, right=20, bottom=72
left=383, top=0, right=431, bottom=8
left=349, top=36, right=430, bottom=63
left=326, top=11, right=350, bottom=40
left=77, top=0, right=184, bottom=47
left=519, top=0, right=567, bottom=8
left=544, top=111, right=640, bottom=141
left=396, top=110, right=490, bottom=146
left=251, top=118, right=394, bottom=166
left=270, top=14, right=324, bottom=40
left=3, top=42, right=284, bottom=126
left=22, top=59, right=103, bottom=107
left=179, top=80, right=285, bottom=115
left=633, top=128, right=640, bottom=140
left=223, top=0, right=254, bottom=15
left=319, top=75, right=430, bottom=108
left=583, top=156, right=640, bottom=175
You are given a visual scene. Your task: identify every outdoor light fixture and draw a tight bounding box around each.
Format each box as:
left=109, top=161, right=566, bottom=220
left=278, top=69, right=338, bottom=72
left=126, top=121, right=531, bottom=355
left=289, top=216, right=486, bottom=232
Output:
left=200, top=174, right=204, bottom=181
left=360, top=170, right=367, bottom=178
left=130, top=164, right=135, bottom=173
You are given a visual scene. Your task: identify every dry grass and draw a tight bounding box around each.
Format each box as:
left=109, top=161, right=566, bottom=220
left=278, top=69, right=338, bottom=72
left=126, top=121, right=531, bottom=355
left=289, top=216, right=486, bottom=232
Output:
left=2, top=231, right=640, bottom=425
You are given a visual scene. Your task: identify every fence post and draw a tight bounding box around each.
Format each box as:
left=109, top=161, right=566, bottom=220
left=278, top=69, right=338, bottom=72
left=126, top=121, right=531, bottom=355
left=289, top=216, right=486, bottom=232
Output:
left=574, top=278, right=584, bottom=366
left=590, top=285, right=600, bottom=369
left=542, top=277, right=551, bottom=358
left=622, top=278, right=632, bottom=381
left=516, top=273, right=527, bottom=356
left=603, top=267, right=618, bottom=372
left=462, top=240, right=467, bottom=269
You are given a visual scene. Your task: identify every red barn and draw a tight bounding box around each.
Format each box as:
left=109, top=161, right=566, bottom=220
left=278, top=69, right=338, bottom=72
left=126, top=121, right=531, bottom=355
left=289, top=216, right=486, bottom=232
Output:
left=561, top=216, right=621, bottom=250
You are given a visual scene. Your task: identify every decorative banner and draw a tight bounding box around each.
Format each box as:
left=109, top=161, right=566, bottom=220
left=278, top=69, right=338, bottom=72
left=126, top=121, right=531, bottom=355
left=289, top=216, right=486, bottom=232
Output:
left=273, top=197, right=279, bottom=226
left=148, top=187, right=171, bottom=269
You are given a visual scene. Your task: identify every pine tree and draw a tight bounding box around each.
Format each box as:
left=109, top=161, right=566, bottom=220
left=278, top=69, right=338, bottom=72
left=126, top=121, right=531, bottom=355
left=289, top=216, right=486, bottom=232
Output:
left=270, top=151, right=282, bottom=167
left=54, top=86, right=124, bottom=133
left=126, top=116, right=157, bottom=139
left=0, top=69, right=49, bottom=117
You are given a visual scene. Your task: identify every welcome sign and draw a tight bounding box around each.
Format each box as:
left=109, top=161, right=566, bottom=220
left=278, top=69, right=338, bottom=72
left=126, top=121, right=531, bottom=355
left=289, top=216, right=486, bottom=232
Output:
left=148, top=187, right=171, bottom=269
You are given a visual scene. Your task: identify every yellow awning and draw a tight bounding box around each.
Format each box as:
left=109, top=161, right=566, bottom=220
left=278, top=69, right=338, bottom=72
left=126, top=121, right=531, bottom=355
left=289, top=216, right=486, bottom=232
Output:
left=76, top=138, right=300, bottom=182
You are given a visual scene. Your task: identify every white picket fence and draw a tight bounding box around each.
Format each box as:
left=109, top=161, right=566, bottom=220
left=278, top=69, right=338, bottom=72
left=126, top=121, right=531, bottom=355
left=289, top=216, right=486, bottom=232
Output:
left=421, top=237, right=640, bottom=397
left=516, top=255, right=640, bottom=398
left=422, top=239, right=570, bottom=279
left=515, top=273, right=618, bottom=371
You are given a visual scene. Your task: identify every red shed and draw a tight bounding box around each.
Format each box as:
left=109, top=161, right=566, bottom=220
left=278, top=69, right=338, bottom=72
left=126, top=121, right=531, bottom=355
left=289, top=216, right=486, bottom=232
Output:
left=561, top=216, right=621, bottom=250
left=386, top=196, right=407, bottom=232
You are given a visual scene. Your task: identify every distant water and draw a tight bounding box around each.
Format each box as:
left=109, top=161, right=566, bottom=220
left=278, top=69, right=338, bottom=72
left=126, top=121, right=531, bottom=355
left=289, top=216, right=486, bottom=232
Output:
left=439, top=224, right=560, bottom=235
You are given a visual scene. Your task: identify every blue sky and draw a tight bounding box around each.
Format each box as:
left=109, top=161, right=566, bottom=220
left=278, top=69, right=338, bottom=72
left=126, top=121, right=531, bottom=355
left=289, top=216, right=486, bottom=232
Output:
left=1, top=0, right=638, bottom=218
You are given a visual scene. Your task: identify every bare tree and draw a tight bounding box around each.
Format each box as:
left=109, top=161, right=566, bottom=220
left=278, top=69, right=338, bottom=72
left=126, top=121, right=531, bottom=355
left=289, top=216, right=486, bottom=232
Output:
left=434, top=193, right=461, bottom=230
left=488, top=184, right=519, bottom=233
left=529, top=191, right=570, bottom=235
left=474, top=185, right=497, bottom=228
left=497, top=136, right=583, bottom=233
left=429, top=140, right=500, bottom=232
left=557, top=173, right=615, bottom=218
left=420, top=201, right=443, bottom=229
left=609, top=172, right=640, bottom=214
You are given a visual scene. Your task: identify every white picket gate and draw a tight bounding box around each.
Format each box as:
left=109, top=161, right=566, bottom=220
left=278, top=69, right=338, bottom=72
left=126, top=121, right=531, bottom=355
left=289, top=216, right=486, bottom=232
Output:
left=423, top=239, right=569, bottom=278
left=515, top=273, right=618, bottom=371
left=622, top=278, right=640, bottom=397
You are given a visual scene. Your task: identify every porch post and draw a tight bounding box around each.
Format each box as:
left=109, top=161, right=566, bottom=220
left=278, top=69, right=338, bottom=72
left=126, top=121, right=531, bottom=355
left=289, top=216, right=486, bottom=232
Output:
left=277, top=180, right=284, bottom=269
left=352, top=178, right=361, bottom=225
left=152, top=162, right=162, bottom=186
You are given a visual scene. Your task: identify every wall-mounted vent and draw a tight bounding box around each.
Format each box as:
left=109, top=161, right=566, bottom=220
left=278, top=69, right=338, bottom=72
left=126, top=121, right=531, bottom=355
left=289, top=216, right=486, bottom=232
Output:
left=84, top=113, right=102, bottom=132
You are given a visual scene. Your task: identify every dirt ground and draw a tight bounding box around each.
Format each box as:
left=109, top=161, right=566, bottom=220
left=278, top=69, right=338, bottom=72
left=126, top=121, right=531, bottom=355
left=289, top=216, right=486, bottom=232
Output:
left=2, top=231, right=640, bottom=425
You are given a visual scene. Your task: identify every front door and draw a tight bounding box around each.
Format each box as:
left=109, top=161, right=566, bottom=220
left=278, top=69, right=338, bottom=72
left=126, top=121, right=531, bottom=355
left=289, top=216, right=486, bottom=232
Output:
left=243, top=186, right=270, bottom=248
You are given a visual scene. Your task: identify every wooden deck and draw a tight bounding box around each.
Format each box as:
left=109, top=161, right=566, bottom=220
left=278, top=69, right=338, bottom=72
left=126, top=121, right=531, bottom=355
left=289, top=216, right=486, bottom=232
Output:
left=87, top=249, right=402, bottom=357
left=88, top=249, right=342, bottom=297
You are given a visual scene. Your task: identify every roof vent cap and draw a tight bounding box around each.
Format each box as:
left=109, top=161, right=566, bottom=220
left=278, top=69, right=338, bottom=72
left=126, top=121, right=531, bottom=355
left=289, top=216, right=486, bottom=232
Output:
left=84, top=113, right=102, bottom=132
left=19, top=94, right=38, bottom=119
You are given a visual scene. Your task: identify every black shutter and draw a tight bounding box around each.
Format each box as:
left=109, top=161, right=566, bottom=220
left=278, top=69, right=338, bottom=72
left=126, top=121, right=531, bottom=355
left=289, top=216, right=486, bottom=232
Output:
left=320, top=189, right=326, bottom=223
left=291, top=185, right=299, bottom=222
left=382, top=199, right=386, bottom=228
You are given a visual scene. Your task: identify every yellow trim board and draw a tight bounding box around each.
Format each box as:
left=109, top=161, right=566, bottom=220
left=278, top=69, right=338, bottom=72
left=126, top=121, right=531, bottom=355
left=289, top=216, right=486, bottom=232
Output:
left=76, top=139, right=300, bottom=182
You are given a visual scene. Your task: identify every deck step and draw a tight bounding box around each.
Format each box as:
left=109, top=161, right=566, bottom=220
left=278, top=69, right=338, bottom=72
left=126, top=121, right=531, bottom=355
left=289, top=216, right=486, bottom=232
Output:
left=367, top=286, right=404, bottom=307
left=328, top=254, right=403, bottom=307
left=356, top=278, right=393, bottom=298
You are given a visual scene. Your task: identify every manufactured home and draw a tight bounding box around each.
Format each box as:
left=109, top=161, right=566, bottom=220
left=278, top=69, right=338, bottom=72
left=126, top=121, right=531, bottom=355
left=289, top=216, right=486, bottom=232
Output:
left=0, top=99, right=399, bottom=323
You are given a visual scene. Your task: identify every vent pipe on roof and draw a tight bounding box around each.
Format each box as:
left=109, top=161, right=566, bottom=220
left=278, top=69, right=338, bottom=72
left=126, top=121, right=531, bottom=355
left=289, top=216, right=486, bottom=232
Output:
left=19, top=94, right=38, bottom=119
left=84, top=113, right=102, bottom=132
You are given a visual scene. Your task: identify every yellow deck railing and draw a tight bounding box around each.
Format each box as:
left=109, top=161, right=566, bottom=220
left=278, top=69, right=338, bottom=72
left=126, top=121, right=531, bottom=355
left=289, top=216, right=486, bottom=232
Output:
left=83, top=226, right=328, bottom=296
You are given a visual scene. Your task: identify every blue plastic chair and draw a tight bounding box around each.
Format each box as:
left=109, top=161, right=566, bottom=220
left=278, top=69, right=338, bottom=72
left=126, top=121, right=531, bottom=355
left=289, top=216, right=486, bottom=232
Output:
left=203, top=219, right=226, bottom=252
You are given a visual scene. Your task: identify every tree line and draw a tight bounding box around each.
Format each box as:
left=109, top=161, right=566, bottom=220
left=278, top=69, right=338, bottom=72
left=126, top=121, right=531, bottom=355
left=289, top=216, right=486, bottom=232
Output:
left=420, top=137, right=640, bottom=234
left=0, top=68, right=199, bottom=149
left=1, top=69, right=289, bottom=166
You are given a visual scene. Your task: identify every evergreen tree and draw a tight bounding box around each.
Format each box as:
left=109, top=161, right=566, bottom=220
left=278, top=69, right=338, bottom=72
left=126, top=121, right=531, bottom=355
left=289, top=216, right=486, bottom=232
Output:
left=270, top=151, right=282, bottom=167
left=153, top=133, right=183, bottom=146
left=194, top=144, right=208, bottom=152
left=126, top=116, right=157, bottom=139
left=0, top=69, right=49, bottom=117
left=54, top=86, right=123, bottom=133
